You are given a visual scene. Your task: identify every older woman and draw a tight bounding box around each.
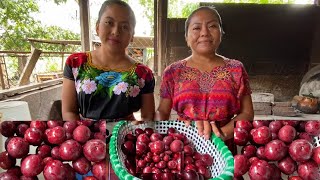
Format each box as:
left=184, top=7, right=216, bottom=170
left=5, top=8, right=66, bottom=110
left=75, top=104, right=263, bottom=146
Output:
left=156, top=6, right=253, bottom=153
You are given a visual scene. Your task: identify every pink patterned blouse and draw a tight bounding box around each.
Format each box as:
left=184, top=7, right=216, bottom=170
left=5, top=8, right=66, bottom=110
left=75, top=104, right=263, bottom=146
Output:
left=160, top=58, right=251, bottom=122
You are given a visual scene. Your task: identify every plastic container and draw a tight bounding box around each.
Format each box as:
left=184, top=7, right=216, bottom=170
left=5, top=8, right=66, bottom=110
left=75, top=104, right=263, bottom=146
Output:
left=0, top=101, right=32, bottom=120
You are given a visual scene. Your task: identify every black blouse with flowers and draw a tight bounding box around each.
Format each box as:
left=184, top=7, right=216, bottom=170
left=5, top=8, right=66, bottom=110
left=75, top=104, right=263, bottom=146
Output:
left=63, top=52, right=155, bottom=121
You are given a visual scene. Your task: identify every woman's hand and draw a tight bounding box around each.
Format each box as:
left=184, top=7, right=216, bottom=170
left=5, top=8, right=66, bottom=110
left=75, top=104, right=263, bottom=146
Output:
left=180, top=118, right=224, bottom=140
left=131, top=93, right=155, bottom=125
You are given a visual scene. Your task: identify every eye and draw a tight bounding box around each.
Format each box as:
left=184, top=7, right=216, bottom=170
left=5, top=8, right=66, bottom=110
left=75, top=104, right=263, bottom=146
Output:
left=105, top=21, right=113, bottom=26
left=208, top=24, right=218, bottom=29
left=193, top=27, right=200, bottom=30
left=122, top=24, right=129, bottom=30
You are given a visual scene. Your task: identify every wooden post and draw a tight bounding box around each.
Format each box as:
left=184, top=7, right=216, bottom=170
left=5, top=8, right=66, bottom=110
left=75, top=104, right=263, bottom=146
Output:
left=79, top=0, right=91, bottom=51
left=18, top=47, right=42, bottom=86
left=156, top=0, right=168, bottom=76
left=154, top=0, right=158, bottom=74
left=18, top=56, right=27, bottom=74
left=61, top=45, right=65, bottom=71
left=0, top=56, right=5, bottom=89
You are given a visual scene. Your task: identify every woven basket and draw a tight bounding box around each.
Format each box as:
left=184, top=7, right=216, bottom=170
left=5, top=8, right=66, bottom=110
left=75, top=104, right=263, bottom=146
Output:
left=109, top=120, right=234, bottom=180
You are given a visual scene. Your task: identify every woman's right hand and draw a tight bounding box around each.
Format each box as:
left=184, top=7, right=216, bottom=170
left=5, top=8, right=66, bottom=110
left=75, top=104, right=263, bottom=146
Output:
left=180, top=117, right=223, bottom=140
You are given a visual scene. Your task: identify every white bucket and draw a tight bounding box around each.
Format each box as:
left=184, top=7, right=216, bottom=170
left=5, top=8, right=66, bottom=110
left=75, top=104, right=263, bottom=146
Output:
left=0, top=101, right=32, bottom=121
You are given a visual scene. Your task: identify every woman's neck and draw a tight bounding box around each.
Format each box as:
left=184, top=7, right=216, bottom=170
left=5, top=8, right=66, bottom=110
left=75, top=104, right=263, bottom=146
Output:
left=186, top=52, right=225, bottom=72
left=94, top=46, right=129, bottom=68
left=190, top=52, right=224, bottom=64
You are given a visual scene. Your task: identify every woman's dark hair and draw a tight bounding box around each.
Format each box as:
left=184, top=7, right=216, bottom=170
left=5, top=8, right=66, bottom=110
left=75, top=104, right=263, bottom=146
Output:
left=185, top=6, right=224, bottom=37
left=97, top=0, right=136, bottom=28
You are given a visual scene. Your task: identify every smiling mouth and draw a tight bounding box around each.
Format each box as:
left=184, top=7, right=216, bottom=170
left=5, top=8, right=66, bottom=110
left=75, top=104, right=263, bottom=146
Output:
left=108, top=39, right=121, bottom=44
left=199, top=40, right=212, bottom=43
left=198, top=41, right=213, bottom=45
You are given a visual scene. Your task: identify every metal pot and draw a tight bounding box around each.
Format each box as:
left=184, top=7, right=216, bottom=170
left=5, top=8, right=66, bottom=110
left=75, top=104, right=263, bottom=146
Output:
left=296, top=94, right=319, bottom=114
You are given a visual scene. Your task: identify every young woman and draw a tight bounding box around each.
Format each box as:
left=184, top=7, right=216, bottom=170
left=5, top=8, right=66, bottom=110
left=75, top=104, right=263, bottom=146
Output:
left=62, top=0, right=155, bottom=123
left=62, top=1, right=155, bottom=179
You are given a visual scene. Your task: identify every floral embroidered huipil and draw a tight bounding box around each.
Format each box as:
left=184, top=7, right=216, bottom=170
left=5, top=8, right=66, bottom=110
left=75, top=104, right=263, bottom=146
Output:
left=63, top=52, right=155, bottom=120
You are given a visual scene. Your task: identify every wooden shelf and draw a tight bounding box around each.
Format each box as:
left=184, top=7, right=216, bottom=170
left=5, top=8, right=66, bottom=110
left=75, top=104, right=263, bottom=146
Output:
left=254, top=114, right=320, bottom=121
left=36, top=72, right=63, bottom=82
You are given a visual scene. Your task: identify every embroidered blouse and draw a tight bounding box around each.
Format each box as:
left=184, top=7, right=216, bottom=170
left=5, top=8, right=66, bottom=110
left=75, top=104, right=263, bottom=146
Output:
left=160, top=58, right=251, bottom=121
left=63, top=52, right=155, bottom=121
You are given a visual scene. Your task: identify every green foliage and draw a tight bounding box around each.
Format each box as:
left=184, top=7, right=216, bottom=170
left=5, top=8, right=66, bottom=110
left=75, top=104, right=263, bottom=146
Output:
left=0, top=0, right=81, bottom=85
left=137, top=0, right=154, bottom=24
left=31, top=25, right=81, bottom=52
left=0, top=0, right=80, bottom=52
left=181, top=3, right=199, bottom=18
left=6, top=56, right=19, bottom=80
left=168, top=1, right=200, bottom=18
left=46, top=0, right=69, bottom=5
left=46, top=59, right=59, bottom=72
left=145, top=48, right=154, bottom=65
left=54, top=0, right=68, bottom=5
left=0, top=0, right=40, bottom=50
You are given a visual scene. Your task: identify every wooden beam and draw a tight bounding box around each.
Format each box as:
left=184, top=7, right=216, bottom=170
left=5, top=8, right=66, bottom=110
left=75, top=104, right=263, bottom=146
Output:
left=0, top=78, right=62, bottom=100
left=92, top=36, right=154, bottom=48
left=0, top=57, right=5, bottom=89
left=154, top=0, right=158, bottom=74
left=157, top=0, right=168, bottom=76
left=0, top=51, right=75, bottom=55
left=18, top=56, right=27, bottom=75
left=18, top=48, right=42, bottom=86
left=79, top=0, right=91, bottom=51
left=27, top=38, right=81, bottom=45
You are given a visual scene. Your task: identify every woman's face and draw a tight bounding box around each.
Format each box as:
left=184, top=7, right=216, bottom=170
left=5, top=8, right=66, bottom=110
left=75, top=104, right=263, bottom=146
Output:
left=96, top=4, right=134, bottom=53
left=186, top=9, right=222, bottom=55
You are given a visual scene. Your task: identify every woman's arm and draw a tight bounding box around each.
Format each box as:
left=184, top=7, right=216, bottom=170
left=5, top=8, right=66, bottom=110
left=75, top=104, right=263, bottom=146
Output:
left=140, top=93, right=155, bottom=121
left=61, top=78, right=80, bottom=121
left=219, top=94, right=254, bottom=140
left=233, top=94, right=254, bottom=121
left=154, top=98, right=173, bottom=120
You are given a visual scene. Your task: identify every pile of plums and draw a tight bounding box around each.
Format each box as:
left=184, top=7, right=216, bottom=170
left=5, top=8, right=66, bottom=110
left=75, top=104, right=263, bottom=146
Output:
left=121, top=127, right=214, bottom=180
left=0, top=120, right=107, bottom=180
left=234, top=120, right=320, bottom=180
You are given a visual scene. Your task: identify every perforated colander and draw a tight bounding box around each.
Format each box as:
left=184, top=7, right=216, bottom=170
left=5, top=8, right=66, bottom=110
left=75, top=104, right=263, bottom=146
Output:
left=314, top=135, right=320, bottom=148
left=109, top=120, right=234, bottom=180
